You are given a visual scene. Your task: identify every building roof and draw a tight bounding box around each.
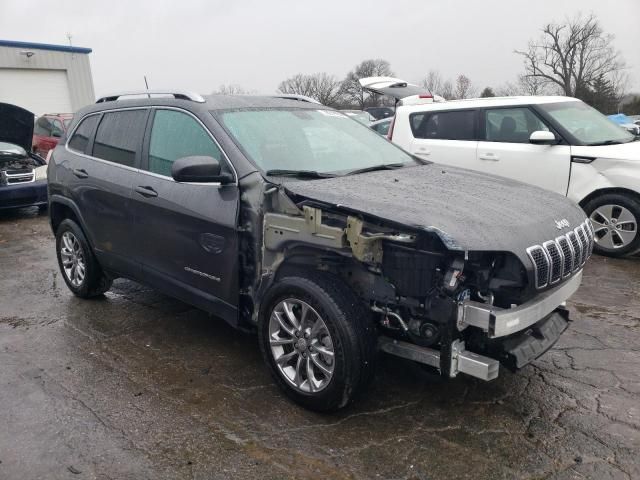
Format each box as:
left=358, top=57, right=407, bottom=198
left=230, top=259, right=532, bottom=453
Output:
left=0, top=39, right=92, bottom=54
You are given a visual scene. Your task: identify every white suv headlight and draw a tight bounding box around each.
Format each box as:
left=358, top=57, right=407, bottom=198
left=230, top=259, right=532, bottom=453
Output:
left=34, top=165, right=48, bottom=181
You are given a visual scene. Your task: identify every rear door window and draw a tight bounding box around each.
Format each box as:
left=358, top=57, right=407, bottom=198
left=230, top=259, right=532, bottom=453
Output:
left=147, top=109, right=223, bottom=177
left=68, top=115, right=99, bottom=153
left=92, top=110, right=148, bottom=167
left=410, top=110, right=476, bottom=140
left=484, top=107, right=549, bottom=143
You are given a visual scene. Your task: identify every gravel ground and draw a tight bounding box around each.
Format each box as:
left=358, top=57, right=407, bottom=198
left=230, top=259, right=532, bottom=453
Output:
left=1, top=208, right=638, bottom=480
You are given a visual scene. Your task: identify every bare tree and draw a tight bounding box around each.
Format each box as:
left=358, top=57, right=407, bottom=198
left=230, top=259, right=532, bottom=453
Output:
left=341, top=59, right=394, bottom=109
left=421, top=70, right=444, bottom=95
left=517, top=74, right=551, bottom=95
left=440, top=80, right=454, bottom=100
left=453, top=74, right=476, bottom=99
left=213, top=84, right=249, bottom=95
left=516, top=14, right=626, bottom=98
left=278, top=74, right=316, bottom=98
left=278, top=73, right=342, bottom=106
left=495, top=81, right=523, bottom=97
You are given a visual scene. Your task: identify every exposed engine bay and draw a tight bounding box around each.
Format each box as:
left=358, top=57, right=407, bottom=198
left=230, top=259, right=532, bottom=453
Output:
left=0, top=143, right=45, bottom=186
left=235, top=176, right=580, bottom=382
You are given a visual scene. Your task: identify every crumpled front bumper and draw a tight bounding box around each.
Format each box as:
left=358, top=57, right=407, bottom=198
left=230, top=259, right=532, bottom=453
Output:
left=0, top=179, right=48, bottom=210
left=458, top=271, right=582, bottom=338
left=379, top=272, right=580, bottom=382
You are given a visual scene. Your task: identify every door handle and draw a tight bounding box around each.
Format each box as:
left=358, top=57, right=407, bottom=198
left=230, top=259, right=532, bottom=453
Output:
left=479, top=153, right=499, bottom=161
left=72, top=168, right=89, bottom=179
left=134, top=186, right=158, bottom=198
left=414, top=149, right=431, bottom=156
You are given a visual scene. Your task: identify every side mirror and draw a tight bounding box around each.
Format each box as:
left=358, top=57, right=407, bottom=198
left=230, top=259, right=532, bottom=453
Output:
left=529, top=130, right=556, bottom=145
left=171, top=156, right=233, bottom=184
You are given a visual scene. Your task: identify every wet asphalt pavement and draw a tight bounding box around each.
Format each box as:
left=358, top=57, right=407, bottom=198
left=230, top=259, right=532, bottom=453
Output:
left=1, top=208, right=639, bottom=480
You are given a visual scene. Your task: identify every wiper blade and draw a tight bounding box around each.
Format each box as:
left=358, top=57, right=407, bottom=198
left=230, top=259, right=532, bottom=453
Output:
left=587, top=140, right=623, bottom=146
left=346, top=162, right=406, bottom=176
left=265, top=169, right=336, bottom=178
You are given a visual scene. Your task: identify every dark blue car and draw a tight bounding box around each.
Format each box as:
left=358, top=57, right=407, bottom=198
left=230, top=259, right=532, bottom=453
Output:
left=0, top=103, right=48, bottom=210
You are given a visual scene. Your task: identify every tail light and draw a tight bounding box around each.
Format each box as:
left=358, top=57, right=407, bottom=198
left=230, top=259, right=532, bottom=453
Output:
left=387, top=116, right=396, bottom=140
left=418, top=94, right=433, bottom=99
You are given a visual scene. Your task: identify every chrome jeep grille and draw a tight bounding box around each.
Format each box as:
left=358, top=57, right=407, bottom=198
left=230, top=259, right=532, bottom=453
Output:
left=526, top=220, right=594, bottom=289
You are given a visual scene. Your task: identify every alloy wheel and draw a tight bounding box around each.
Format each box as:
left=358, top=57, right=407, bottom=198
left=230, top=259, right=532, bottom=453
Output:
left=268, top=298, right=335, bottom=393
left=60, top=231, right=86, bottom=287
left=590, top=204, right=638, bottom=250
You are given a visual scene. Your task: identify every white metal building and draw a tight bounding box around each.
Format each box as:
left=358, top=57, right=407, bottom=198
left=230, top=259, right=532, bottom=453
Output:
left=0, top=40, right=95, bottom=115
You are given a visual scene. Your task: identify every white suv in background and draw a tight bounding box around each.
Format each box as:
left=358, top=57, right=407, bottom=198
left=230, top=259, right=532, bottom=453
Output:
left=360, top=78, right=640, bottom=257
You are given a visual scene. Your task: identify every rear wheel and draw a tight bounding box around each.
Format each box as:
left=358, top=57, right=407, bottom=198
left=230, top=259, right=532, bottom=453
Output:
left=584, top=193, right=640, bottom=257
left=55, top=219, right=112, bottom=297
left=258, top=273, right=376, bottom=411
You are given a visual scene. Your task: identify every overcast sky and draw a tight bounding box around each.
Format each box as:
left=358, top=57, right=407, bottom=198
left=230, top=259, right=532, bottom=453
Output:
left=1, top=0, right=639, bottom=97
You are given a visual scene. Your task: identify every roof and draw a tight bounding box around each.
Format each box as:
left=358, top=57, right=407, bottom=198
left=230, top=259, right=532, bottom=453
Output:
left=77, top=94, right=329, bottom=117
left=401, top=95, right=580, bottom=113
left=0, top=39, right=92, bottom=54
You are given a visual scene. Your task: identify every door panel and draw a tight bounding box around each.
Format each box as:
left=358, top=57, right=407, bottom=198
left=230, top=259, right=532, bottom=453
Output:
left=130, top=175, right=239, bottom=308
left=411, top=138, right=478, bottom=168
left=131, top=108, right=240, bottom=319
left=66, top=109, right=148, bottom=277
left=408, top=109, right=478, bottom=168
left=476, top=107, right=571, bottom=195
left=475, top=141, right=571, bottom=194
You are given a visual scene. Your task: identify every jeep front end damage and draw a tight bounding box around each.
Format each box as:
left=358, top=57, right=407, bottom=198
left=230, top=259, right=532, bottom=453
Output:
left=257, top=188, right=576, bottom=383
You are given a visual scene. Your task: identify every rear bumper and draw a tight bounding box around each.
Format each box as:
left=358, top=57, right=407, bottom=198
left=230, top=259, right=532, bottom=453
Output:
left=0, top=180, right=48, bottom=210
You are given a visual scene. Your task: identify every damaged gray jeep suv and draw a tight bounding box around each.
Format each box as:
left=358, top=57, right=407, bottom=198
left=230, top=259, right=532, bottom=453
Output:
left=48, top=91, right=593, bottom=411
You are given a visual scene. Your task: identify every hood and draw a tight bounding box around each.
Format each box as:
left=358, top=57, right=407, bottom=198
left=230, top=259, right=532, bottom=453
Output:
left=283, top=164, right=586, bottom=263
left=571, top=141, right=640, bottom=162
left=0, top=103, right=34, bottom=152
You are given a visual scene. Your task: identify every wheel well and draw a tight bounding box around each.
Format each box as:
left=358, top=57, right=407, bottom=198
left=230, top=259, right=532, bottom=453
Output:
left=579, top=188, right=640, bottom=209
left=50, top=202, right=80, bottom=234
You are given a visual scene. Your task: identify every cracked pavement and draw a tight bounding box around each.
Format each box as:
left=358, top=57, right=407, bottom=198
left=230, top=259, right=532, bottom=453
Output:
left=1, top=209, right=639, bottom=480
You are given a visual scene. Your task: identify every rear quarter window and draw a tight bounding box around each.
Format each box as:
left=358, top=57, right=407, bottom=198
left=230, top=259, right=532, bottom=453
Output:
left=410, top=110, right=476, bottom=140
left=68, top=115, right=100, bottom=153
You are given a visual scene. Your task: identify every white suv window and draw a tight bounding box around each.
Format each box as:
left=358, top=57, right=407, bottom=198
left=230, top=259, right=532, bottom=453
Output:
left=484, top=108, right=548, bottom=143
left=410, top=111, right=476, bottom=140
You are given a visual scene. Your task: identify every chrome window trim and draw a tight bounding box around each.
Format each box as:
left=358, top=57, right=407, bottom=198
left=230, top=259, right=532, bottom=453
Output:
left=65, top=106, right=238, bottom=186
left=543, top=239, right=564, bottom=285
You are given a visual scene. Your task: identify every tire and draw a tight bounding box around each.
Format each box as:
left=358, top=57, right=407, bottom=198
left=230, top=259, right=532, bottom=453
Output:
left=55, top=219, right=113, bottom=297
left=258, top=273, right=377, bottom=412
left=584, top=193, right=640, bottom=257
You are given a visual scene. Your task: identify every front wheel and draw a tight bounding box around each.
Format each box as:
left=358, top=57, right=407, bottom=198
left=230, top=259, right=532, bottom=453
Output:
left=584, top=193, right=640, bottom=257
left=258, top=273, right=377, bottom=411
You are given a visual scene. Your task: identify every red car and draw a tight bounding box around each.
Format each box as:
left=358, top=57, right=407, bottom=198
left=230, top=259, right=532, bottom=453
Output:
left=32, top=113, right=73, bottom=157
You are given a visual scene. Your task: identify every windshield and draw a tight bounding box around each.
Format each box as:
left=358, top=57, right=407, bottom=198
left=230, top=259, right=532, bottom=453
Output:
left=539, top=101, right=634, bottom=145
left=218, top=109, right=414, bottom=174
left=63, top=118, right=72, bottom=129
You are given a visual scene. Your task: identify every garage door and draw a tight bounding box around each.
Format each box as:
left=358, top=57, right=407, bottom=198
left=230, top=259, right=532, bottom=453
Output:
left=0, top=68, right=73, bottom=115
